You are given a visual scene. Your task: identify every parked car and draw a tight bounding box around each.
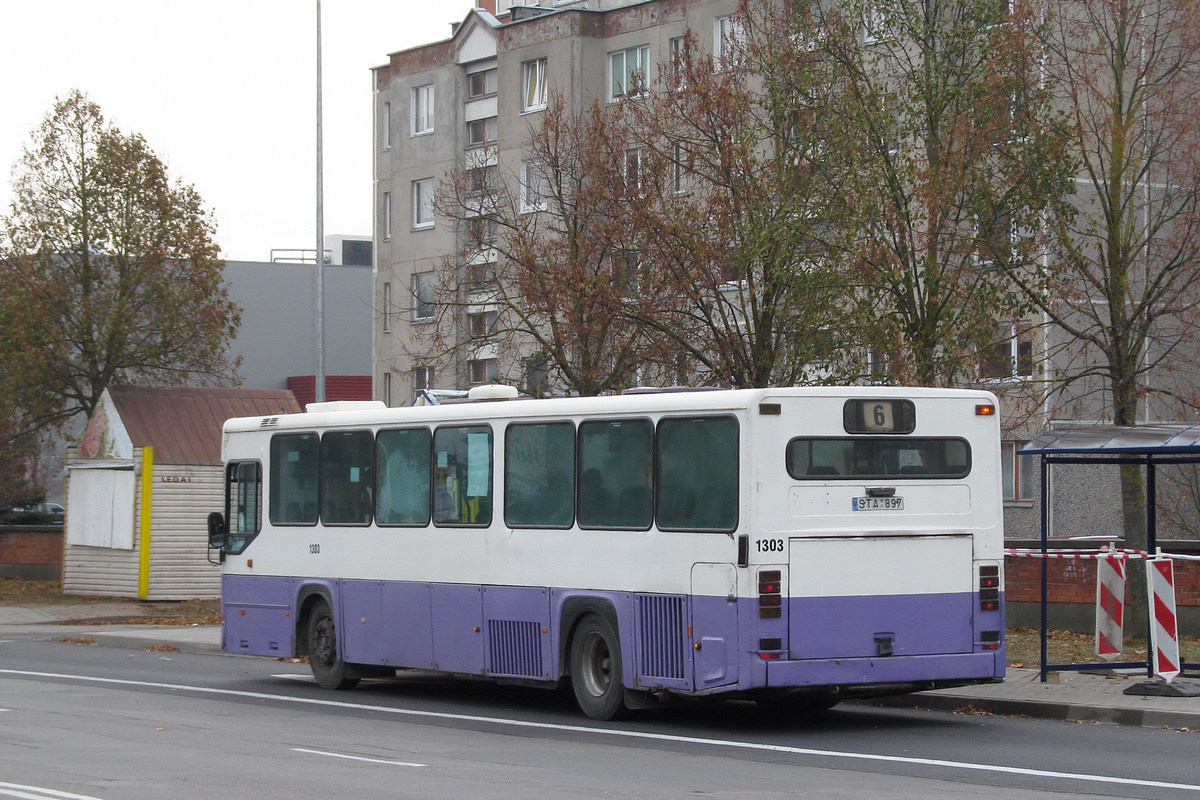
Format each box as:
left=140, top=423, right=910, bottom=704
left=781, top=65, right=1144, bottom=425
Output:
left=1, top=502, right=64, bottom=524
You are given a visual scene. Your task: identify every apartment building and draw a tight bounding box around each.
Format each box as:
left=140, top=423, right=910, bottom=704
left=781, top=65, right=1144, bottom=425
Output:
left=372, top=1, right=1200, bottom=540
left=372, top=0, right=743, bottom=405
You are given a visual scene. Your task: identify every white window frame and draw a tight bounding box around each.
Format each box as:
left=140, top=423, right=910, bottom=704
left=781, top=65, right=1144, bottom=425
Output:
left=980, top=321, right=1034, bottom=381
left=715, top=15, right=746, bottom=68
left=609, top=45, right=650, bottom=101
left=382, top=281, right=392, bottom=333
left=522, top=58, right=548, bottom=113
left=412, top=272, right=435, bottom=322
left=413, top=178, right=435, bottom=229
left=520, top=160, right=549, bottom=213
left=382, top=371, right=392, bottom=407
left=383, top=191, right=392, bottom=240
left=413, top=365, right=434, bottom=397
left=382, top=101, right=392, bottom=149
left=668, top=36, right=686, bottom=89
left=412, top=84, right=435, bottom=135
left=624, top=147, right=643, bottom=192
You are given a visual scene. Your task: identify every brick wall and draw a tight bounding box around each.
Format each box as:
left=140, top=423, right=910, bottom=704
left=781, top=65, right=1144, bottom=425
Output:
left=0, top=527, right=63, bottom=581
left=1005, top=542, right=1200, bottom=607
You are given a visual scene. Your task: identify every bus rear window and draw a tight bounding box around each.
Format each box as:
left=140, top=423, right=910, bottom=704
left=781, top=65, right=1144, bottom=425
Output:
left=787, top=437, right=970, bottom=480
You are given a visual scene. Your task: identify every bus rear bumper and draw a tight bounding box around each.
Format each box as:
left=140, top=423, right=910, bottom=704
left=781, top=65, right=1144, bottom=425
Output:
left=764, top=651, right=1002, bottom=691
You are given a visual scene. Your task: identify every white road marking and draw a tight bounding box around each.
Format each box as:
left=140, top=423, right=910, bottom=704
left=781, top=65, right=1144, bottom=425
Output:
left=0, top=781, right=105, bottom=800
left=2, top=668, right=1198, bottom=794
left=290, top=747, right=426, bottom=767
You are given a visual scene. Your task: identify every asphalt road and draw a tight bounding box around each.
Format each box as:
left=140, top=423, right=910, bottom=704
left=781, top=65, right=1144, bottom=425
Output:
left=0, top=638, right=1196, bottom=800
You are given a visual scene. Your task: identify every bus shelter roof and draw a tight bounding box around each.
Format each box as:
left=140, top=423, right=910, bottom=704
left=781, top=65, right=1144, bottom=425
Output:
left=1021, top=423, right=1200, bottom=457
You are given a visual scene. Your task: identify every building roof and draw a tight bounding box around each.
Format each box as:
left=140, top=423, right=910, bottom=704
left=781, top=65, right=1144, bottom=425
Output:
left=105, top=385, right=301, bottom=466
left=1022, top=424, right=1200, bottom=457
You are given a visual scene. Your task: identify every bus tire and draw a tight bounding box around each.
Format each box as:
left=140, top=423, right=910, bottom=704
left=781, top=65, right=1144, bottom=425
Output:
left=569, top=613, right=628, bottom=720
left=306, top=601, right=360, bottom=690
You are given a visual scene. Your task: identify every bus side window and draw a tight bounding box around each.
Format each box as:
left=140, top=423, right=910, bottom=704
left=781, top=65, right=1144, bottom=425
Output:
left=656, top=416, right=738, bottom=531
left=505, top=422, right=574, bottom=528
left=578, top=419, right=652, bottom=529
left=269, top=433, right=318, bottom=525
left=375, top=428, right=431, bottom=526
left=320, top=430, right=374, bottom=525
left=433, top=425, right=493, bottom=526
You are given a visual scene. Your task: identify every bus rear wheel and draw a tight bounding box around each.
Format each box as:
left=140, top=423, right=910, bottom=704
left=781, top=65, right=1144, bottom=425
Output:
left=569, top=614, right=628, bottom=720
left=306, top=601, right=360, bottom=690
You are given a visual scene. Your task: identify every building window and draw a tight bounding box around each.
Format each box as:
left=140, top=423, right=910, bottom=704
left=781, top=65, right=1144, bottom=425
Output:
left=467, top=310, right=498, bottom=339
left=668, top=36, right=686, bottom=89
left=864, top=3, right=890, bottom=42
left=383, top=191, right=392, bottom=240
left=413, top=178, right=435, bottom=229
left=624, top=147, right=643, bottom=192
left=412, top=271, right=435, bottom=322
left=468, top=165, right=497, bottom=195
left=382, top=282, right=392, bottom=333
left=520, top=160, right=548, bottom=213
left=980, top=322, right=1033, bottom=380
left=609, top=45, right=650, bottom=101
left=412, top=84, right=435, bottom=135
left=1002, top=440, right=1036, bottom=503
left=467, top=116, right=497, bottom=147
left=382, top=101, right=392, bottom=149
left=467, top=68, right=497, bottom=99
left=522, top=58, right=548, bottom=112
left=413, top=365, right=434, bottom=397
left=715, top=15, right=746, bottom=68
left=672, top=142, right=689, bottom=193
left=466, top=216, right=497, bottom=246
left=469, top=358, right=499, bottom=385
left=382, top=371, right=392, bottom=406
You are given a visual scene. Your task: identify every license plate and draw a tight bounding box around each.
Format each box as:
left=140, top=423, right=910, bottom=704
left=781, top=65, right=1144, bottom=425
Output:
left=853, top=496, right=904, bottom=511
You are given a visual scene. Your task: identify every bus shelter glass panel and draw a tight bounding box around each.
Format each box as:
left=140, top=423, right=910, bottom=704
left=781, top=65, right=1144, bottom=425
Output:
left=433, top=425, right=493, bottom=526
left=321, top=430, right=374, bottom=525
left=786, top=437, right=971, bottom=479
left=578, top=418, right=653, bottom=529
left=505, top=422, right=575, bottom=527
left=269, top=433, right=318, bottom=524
left=375, top=428, right=432, bottom=525
left=656, top=416, right=738, bottom=531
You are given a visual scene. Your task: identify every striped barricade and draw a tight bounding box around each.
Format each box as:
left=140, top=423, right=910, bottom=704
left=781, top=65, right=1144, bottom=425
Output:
left=1147, top=558, right=1180, bottom=683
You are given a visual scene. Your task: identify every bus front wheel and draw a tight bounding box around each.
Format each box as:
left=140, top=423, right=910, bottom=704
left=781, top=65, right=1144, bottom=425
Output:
left=569, top=614, right=628, bottom=720
left=306, top=601, right=360, bottom=690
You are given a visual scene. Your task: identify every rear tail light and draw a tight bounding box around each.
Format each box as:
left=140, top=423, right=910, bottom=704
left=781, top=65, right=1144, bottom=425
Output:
left=979, top=564, right=1000, bottom=612
left=980, top=630, right=1002, bottom=651
left=759, top=569, right=782, bottom=619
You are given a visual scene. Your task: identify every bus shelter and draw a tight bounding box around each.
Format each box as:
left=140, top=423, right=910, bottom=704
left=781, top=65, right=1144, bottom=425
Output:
left=1021, top=425, right=1200, bottom=683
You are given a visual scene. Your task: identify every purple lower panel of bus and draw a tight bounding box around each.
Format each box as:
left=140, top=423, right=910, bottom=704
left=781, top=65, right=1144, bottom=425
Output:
left=788, top=592, right=979, bottom=660
left=764, top=651, right=1000, bottom=687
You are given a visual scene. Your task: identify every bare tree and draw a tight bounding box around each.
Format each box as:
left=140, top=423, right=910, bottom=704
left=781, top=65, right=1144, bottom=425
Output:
left=804, top=0, right=1073, bottom=386
left=427, top=97, right=667, bottom=396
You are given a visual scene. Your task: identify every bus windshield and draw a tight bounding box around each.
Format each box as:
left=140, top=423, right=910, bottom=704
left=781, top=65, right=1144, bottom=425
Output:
left=787, top=437, right=970, bottom=479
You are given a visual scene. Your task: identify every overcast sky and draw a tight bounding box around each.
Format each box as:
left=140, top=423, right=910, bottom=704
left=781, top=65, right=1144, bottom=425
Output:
left=0, top=0, right=476, bottom=262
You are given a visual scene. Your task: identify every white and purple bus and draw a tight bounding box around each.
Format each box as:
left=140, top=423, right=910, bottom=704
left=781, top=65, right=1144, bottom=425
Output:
left=208, top=385, right=1005, bottom=719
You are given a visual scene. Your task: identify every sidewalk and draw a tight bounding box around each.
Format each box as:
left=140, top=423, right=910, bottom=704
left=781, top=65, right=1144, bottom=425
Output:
left=2, top=601, right=1197, bottom=729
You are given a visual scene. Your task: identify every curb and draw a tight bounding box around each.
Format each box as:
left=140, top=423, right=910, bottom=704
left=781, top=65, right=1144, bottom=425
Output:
left=864, top=692, right=1200, bottom=730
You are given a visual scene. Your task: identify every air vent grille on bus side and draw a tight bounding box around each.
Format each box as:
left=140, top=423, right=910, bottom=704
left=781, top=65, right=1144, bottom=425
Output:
left=637, top=595, right=687, bottom=680
left=487, top=620, right=544, bottom=678
left=259, top=417, right=280, bottom=428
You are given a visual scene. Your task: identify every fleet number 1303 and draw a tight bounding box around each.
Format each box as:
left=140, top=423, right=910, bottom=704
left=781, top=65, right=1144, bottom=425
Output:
left=756, top=538, right=785, bottom=553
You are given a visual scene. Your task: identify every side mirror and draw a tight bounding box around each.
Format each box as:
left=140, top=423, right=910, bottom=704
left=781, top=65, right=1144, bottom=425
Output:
left=207, top=512, right=227, bottom=549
